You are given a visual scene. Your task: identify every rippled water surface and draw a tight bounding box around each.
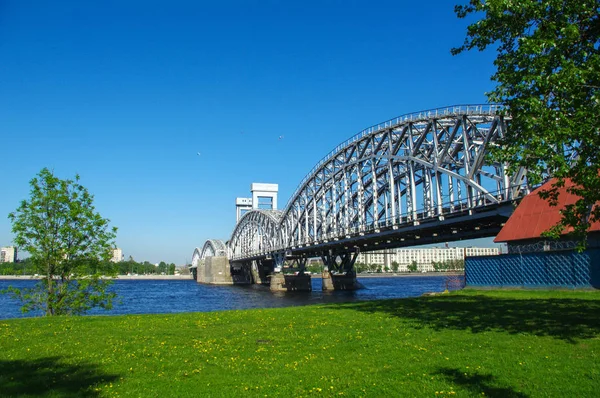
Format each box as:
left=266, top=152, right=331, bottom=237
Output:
left=0, top=275, right=452, bottom=319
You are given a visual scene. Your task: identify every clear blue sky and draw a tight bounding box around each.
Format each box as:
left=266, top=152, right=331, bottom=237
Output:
left=0, top=1, right=500, bottom=265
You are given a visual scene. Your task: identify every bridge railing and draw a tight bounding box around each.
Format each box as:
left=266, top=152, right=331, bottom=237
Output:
left=230, top=184, right=527, bottom=261
left=283, top=104, right=505, bottom=215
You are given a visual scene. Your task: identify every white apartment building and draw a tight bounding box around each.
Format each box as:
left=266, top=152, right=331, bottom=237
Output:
left=0, top=246, right=17, bottom=263
left=110, top=248, right=123, bottom=263
left=357, top=246, right=499, bottom=272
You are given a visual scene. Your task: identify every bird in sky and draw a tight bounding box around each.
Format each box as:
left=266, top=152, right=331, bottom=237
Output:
left=197, top=152, right=201, bottom=156
left=278, top=135, right=284, bottom=140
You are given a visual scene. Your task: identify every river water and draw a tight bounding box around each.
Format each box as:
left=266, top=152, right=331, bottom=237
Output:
left=0, top=275, right=453, bottom=320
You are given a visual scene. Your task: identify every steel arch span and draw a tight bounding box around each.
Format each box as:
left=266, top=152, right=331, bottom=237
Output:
left=228, top=210, right=284, bottom=260
left=226, top=104, right=527, bottom=262
left=191, top=239, right=227, bottom=269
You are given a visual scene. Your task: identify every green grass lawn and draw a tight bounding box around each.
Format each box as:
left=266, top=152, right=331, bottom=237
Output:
left=1, top=289, right=599, bottom=397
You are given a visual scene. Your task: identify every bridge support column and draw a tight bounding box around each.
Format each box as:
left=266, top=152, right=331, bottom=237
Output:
left=270, top=273, right=312, bottom=292
left=321, top=250, right=363, bottom=291
left=196, top=256, right=234, bottom=285
left=269, top=251, right=312, bottom=292
left=230, top=261, right=252, bottom=284
left=251, top=260, right=274, bottom=285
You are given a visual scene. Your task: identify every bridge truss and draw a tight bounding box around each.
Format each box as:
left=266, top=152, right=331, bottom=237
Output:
left=191, top=239, right=227, bottom=270
left=224, top=105, right=527, bottom=263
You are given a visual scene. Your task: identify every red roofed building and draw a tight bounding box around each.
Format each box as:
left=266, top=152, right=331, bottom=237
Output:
left=494, top=178, right=600, bottom=253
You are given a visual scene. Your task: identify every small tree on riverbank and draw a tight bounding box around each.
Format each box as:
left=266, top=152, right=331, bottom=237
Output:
left=4, top=168, right=118, bottom=316
left=407, top=261, right=418, bottom=273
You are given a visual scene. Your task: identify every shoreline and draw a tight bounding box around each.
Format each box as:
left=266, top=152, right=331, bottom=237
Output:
left=0, top=272, right=463, bottom=281
left=0, top=274, right=194, bottom=280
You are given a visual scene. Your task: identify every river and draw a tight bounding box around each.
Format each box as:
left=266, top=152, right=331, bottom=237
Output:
left=0, top=275, right=455, bottom=320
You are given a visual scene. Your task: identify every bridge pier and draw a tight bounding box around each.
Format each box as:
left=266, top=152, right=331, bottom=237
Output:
left=321, top=270, right=362, bottom=291
left=321, top=250, right=363, bottom=291
left=269, top=253, right=312, bottom=292
left=196, top=256, right=233, bottom=284
left=269, top=273, right=312, bottom=292
left=230, top=261, right=252, bottom=284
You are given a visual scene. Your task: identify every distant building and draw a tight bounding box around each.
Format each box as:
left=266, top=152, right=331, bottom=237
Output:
left=236, top=183, right=279, bottom=222
left=357, top=246, right=499, bottom=272
left=0, top=246, right=17, bottom=263
left=110, top=248, right=123, bottom=262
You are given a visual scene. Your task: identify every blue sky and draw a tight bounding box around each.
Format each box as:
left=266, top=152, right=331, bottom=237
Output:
left=0, top=1, right=500, bottom=265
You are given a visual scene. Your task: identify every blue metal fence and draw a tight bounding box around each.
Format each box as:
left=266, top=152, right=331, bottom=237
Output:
left=466, top=248, right=600, bottom=289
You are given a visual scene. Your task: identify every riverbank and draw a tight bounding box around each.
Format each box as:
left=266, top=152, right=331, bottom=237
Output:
left=0, top=272, right=461, bottom=280
left=1, top=289, right=598, bottom=396
left=0, top=274, right=193, bottom=280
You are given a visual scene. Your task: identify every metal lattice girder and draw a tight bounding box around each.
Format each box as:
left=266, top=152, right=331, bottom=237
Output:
left=280, top=105, right=520, bottom=247
left=228, top=210, right=284, bottom=260
left=226, top=104, right=528, bottom=262
left=191, top=239, right=227, bottom=268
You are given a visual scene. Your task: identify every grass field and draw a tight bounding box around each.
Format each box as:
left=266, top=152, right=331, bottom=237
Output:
left=1, top=289, right=599, bottom=397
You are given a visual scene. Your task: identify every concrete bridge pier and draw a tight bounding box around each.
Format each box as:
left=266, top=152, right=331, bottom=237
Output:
left=269, top=253, right=312, bottom=292
left=269, top=252, right=312, bottom=292
left=196, top=256, right=234, bottom=284
left=321, top=250, right=363, bottom=291
left=269, top=273, right=312, bottom=292
left=321, top=270, right=362, bottom=291
left=230, top=261, right=252, bottom=284
left=251, top=259, right=274, bottom=285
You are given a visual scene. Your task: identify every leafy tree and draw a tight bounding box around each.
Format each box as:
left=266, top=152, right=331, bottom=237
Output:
left=407, top=261, right=418, bottom=273
left=453, top=0, right=600, bottom=245
left=5, top=168, right=118, bottom=316
left=391, top=261, right=400, bottom=273
left=354, top=262, right=366, bottom=273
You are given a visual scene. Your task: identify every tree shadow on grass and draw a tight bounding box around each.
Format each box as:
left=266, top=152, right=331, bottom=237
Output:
left=435, top=367, right=528, bottom=398
left=328, top=294, right=600, bottom=342
left=0, top=356, right=119, bottom=397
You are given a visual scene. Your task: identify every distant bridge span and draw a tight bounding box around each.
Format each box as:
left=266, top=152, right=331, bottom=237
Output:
left=195, top=104, right=529, bottom=282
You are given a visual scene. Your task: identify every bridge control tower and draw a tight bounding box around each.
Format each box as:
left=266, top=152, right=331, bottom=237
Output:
left=251, top=183, right=278, bottom=210
left=236, top=183, right=278, bottom=222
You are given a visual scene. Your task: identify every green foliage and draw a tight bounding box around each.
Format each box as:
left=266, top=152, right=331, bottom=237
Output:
left=391, top=260, right=400, bottom=272
left=306, top=261, right=323, bottom=274
left=167, top=263, right=176, bottom=275
left=0, top=289, right=598, bottom=396
left=407, top=260, right=418, bottom=272
left=432, top=259, right=465, bottom=272
left=4, top=276, right=116, bottom=316
left=5, top=168, right=118, bottom=316
left=0, top=258, right=36, bottom=276
left=453, top=0, right=600, bottom=246
left=354, top=262, right=367, bottom=273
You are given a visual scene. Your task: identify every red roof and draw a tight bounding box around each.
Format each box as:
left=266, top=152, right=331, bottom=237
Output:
left=494, top=178, right=600, bottom=243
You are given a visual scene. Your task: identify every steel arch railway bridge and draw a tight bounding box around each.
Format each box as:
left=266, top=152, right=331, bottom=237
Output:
left=191, top=104, right=529, bottom=290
